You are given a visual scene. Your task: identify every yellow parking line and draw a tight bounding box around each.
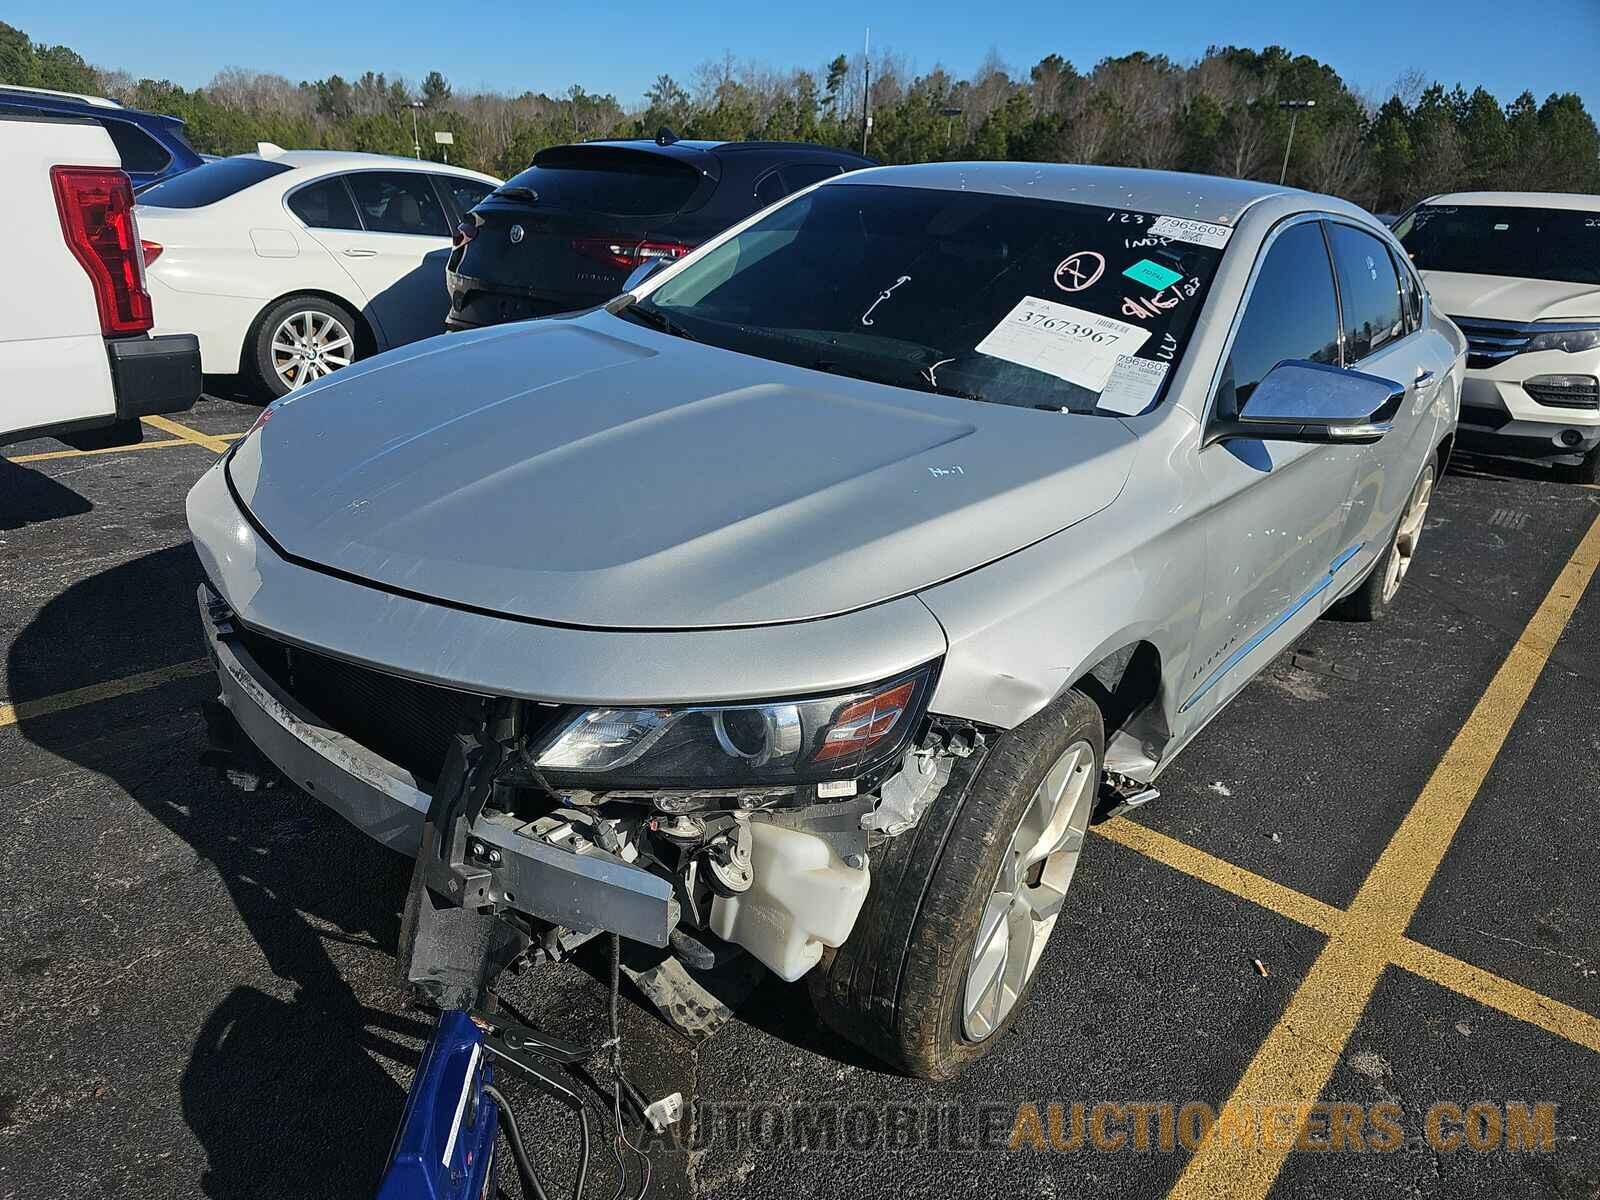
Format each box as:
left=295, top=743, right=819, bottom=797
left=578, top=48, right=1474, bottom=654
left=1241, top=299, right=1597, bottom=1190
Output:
left=141, top=415, right=233, bottom=454
left=1394, top=937, right=1600, bottom=1056
left=1168, top=509, right=1600, bottom=1200
left=5, top=430, right=245, bottom=466
left=1094, top=817, right=1343, bottom=935
left=7, top=438, right=190, bottom=465
left=0, top=659, right=210, bottom=729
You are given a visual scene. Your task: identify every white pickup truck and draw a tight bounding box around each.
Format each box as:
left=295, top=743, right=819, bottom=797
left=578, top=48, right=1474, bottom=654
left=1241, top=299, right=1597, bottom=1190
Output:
left=1, top=109, right=200, bottom=448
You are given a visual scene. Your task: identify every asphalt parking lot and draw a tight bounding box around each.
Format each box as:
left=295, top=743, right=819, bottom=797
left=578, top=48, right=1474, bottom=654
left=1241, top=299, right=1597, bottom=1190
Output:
left=2, top=399, right=1598, bottom=1200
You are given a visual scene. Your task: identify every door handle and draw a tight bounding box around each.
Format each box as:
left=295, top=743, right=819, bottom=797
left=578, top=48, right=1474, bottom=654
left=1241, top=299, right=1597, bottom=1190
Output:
left=342, top=248, right=378, bottom=258
left=1414, top=368, right=1438, bottom=390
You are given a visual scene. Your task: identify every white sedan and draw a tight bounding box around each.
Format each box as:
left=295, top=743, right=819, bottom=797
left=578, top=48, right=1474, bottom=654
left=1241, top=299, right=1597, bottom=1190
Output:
left=136, top=145, right=500, bottom=396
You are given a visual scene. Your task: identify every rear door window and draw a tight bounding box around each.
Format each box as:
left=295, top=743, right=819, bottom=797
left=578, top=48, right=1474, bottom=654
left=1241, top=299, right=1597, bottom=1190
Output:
left=500, top=148, right=701, bottom=217
left=287, top=176, right=363, bottom=230
left=102, top=119, right=170, bottom=175
left=1326, top=222, right=1404, bottom=362
left=346, top=171, right=450, bottom=236
left=137, top=157, right=293, bottom=208
left=1391, top=247, right=1424, bottom=334
left=1220, top=221, right=1342, bottom=414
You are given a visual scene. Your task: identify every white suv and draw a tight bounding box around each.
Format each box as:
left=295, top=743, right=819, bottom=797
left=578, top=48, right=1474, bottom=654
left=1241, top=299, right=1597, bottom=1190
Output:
left=1395, top=193, right=1600, bottom=481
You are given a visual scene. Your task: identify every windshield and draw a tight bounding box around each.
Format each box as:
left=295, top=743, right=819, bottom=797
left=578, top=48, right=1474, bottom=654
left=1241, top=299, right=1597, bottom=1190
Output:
left=1396, top=204, right=1600, bottom=286
left=619, top=183, right=1226, bottom=416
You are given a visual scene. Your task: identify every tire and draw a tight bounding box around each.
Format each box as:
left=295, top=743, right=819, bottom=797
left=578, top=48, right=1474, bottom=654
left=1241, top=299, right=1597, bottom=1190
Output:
left=809, top=689, right=1104, bottom=1079
left=1559, top=444, right=1600, bottom=485
left=1331, top=459, right=1436, bottom=622
left=247, top=295, right=361, bottom=399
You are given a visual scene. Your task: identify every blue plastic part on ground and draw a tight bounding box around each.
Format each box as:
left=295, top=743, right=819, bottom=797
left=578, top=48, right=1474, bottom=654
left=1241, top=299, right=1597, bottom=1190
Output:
left=376, top=1010, right=499, bottom=1200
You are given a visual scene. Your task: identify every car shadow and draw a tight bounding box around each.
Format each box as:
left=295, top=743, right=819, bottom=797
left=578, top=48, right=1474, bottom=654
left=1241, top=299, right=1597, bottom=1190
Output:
left=0, top=456, right=94, bottom=531
left=1446, top=449, right=1569, bottom=487
left=9, top=544, right=431, bottom=1198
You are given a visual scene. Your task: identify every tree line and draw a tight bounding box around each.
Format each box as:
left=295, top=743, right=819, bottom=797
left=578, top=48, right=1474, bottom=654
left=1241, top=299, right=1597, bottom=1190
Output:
left=4, top=21, right=1596, bottom=212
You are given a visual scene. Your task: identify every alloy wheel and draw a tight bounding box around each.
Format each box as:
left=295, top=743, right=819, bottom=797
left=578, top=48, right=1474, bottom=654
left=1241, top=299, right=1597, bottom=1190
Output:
left=1382, top=467, right=1435, bottom=603
left=962, top=739, right=1096, bottom=1041
left=271, top=310, right=354, bottom=391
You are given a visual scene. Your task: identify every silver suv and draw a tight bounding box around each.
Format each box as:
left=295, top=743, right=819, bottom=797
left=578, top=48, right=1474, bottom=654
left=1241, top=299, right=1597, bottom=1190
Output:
left=189, top=163, right=1462, bottom=1078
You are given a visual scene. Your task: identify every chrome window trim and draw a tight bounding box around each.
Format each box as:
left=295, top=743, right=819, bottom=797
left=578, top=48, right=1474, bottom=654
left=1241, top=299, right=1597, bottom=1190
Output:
left=1321, top=214, right=1419, bottom=365
left=1198, top=210, right=1341, bottom=436
left=1199, top=210, right=1424, bottom=440
left=282, top=167, right=455, bottom=238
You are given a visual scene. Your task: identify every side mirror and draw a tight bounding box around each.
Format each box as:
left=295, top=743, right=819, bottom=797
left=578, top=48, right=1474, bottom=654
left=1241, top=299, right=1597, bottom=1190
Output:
left=1213, top=359, right=1404, bottom=446
left=622, top=258, right=666, bottom=293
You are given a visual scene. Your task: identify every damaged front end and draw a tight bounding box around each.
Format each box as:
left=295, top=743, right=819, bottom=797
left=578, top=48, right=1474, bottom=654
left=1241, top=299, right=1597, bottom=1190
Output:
left=199, top=584, right=985, bottom=1000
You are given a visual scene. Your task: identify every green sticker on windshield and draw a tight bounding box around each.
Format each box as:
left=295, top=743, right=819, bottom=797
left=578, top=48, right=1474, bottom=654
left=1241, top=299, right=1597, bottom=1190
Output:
left=1123, top=259, right=1184, bottom=291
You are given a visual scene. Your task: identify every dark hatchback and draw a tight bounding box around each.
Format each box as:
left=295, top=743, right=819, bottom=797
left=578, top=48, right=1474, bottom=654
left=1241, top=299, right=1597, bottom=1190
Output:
left=444, top=136, right=873, bottom=330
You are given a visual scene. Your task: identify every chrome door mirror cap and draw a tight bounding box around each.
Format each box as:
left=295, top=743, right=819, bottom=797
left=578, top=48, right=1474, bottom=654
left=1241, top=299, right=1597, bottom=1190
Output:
left=1218, top=359, right=1404, bottom=447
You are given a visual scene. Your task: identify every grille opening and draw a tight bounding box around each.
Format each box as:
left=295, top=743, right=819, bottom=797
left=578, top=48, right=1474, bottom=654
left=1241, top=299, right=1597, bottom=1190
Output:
left=234, top=627, right=493, bottom=787
left=1524, top=378, right=1600, bottom=410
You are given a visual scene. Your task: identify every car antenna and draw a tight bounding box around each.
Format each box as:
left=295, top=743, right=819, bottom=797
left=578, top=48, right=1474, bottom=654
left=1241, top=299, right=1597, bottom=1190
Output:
left=655, top=126, right=679, bottom=147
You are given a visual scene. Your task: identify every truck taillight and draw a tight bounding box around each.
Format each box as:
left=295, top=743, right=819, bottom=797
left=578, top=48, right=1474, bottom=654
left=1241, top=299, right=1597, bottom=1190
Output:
left=50, top=165, right=154, bottom=336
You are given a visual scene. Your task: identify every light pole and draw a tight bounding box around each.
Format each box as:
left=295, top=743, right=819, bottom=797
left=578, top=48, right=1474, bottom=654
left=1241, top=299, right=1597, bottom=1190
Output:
left=407, top=100, right=424, bottom=159
left=941, top=106, right=963, bottom=155
left=860, top=27, right=871, bottom=157
left=1277, top=99, right=1315, bottom=185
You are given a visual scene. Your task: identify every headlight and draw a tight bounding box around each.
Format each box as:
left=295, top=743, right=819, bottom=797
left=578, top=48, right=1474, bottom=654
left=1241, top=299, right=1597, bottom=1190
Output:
left=1525, top=324, right=1600, bottom=355
left=533, top=665, right=937, bottom=788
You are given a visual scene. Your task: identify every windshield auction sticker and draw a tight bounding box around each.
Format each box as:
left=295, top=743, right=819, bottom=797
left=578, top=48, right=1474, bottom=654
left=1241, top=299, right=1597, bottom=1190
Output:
left=1097, top=355, right=1170, bottom=415
left=1148, top=216, right=1233, bottom=248
left=975, top=297, right=1151, bottom=392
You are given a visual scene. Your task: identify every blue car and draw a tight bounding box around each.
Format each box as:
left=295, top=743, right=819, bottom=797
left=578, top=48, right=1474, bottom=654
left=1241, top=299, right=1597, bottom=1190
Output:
left=0, top=84, right=202, bottom=189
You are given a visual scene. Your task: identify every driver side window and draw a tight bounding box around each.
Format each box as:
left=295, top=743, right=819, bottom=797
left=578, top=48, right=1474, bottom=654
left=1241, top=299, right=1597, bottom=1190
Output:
left=1218, top=221, right=1342, bottom=419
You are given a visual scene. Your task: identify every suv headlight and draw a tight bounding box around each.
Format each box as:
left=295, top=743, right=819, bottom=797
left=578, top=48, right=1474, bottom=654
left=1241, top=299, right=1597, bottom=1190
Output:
left=533, top=664, right=938, bottom=788
left=1525, top=324, right=1600, bottom=355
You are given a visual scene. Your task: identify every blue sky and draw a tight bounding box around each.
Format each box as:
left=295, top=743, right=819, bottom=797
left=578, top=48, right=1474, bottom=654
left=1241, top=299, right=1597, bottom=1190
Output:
left=10, top=0, right=1598, bottom=113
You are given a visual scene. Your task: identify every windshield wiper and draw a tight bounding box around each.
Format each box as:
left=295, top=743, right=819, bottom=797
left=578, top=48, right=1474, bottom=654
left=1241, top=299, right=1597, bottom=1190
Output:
left=620, top=302, right=698, bottom=343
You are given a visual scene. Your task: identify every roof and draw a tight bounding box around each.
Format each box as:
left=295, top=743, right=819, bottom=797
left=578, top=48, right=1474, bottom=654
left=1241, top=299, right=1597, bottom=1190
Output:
left=242, top=147, right=499, bottom=182
left=569, top=137, right=868, bottom=162
left=1422, top=191, right=1600, bottom=212
left=830, top=162, right=1303, bottom=225
left=0, top=83, right=121, bottom=109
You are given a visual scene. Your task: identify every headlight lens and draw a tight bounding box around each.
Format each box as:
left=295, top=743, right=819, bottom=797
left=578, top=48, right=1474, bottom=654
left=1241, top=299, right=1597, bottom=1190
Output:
left=1525, top=325, right=1600, bottom=355
left=534, top=665, right=937, bottom=787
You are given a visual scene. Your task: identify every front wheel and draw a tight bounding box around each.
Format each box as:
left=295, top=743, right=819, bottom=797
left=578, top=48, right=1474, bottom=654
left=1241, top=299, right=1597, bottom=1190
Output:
left=1331, top=460, right=1436, bottom=622
left=810, top=690, right=1104, bottom=1079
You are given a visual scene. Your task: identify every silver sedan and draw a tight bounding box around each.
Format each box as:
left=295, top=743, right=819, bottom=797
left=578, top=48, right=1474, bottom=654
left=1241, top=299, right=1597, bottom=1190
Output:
left=188, top=162, right=1463, bottom=1079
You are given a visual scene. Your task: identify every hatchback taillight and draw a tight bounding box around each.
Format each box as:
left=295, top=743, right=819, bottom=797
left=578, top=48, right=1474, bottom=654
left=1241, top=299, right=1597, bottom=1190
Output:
left=572, top=237, right=693, bottom=271
left=51, top=165, right=154, bottom=336
left=452, top=221, right=478, bottom=249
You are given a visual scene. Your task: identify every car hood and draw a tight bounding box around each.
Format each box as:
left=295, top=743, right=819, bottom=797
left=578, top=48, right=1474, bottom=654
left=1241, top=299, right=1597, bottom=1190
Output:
left=228, top=313, right=1138, bottom=629
left=1421, top=271, right=1600, bottom=322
